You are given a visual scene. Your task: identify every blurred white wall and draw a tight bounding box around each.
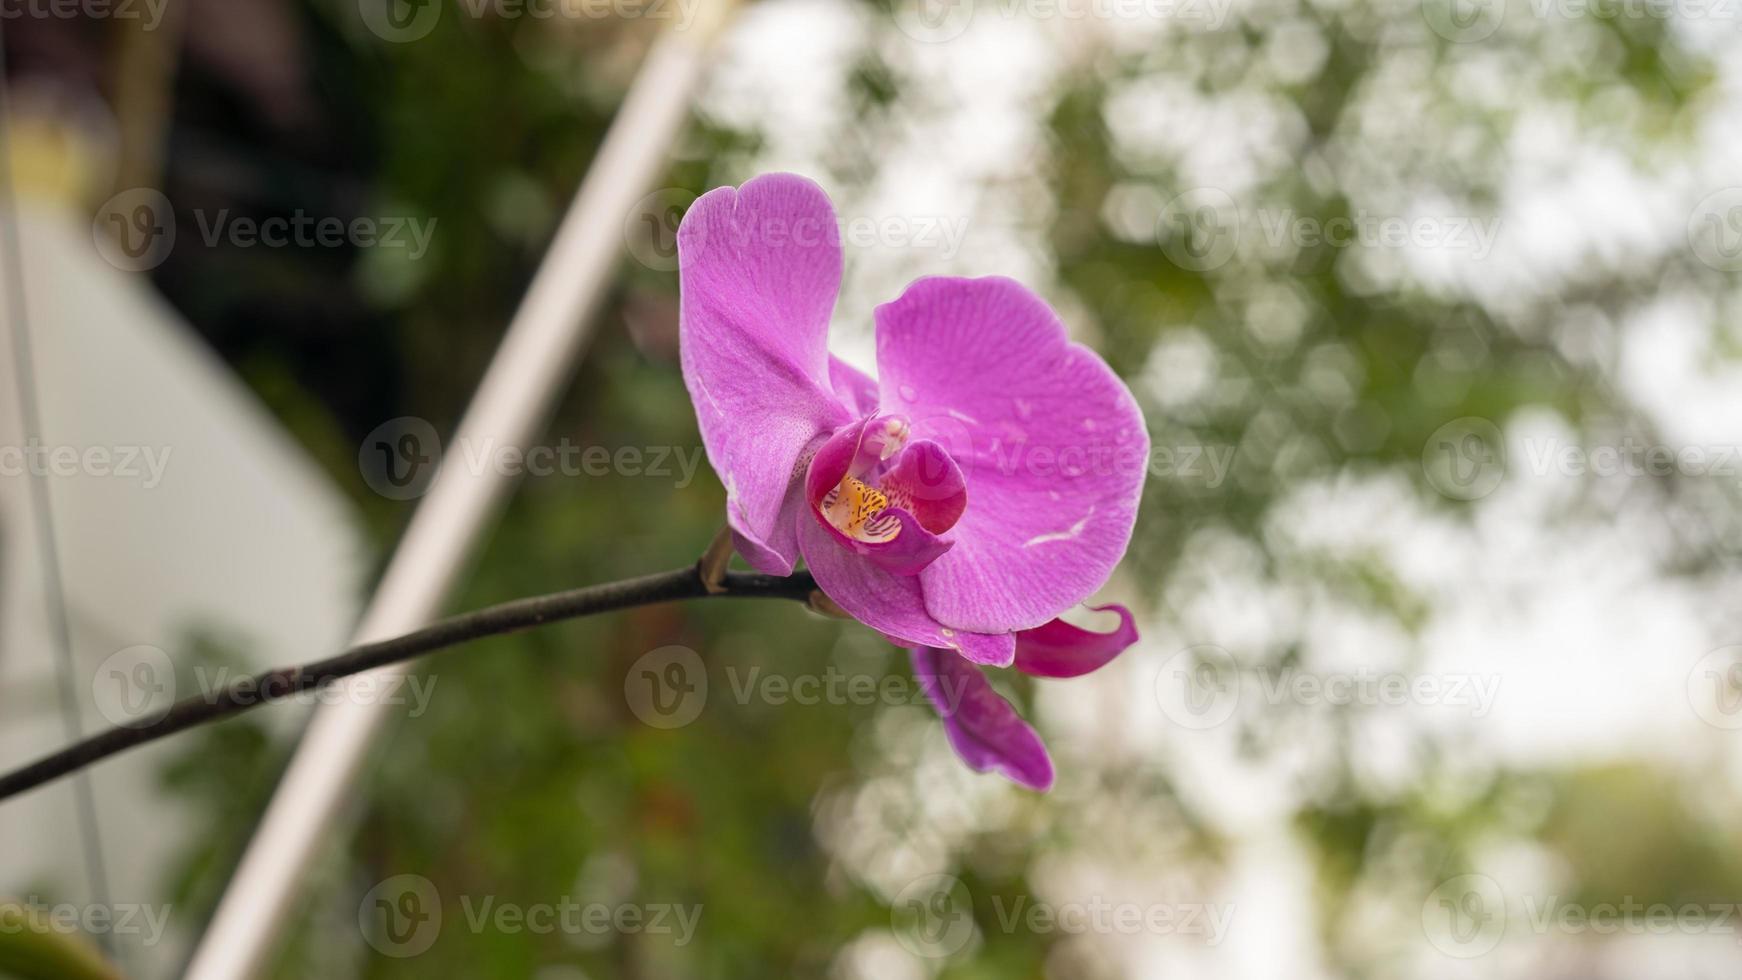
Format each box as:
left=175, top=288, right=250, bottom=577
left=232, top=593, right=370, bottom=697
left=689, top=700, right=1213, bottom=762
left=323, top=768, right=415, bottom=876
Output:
left=0, top=122, right=366, bottom=976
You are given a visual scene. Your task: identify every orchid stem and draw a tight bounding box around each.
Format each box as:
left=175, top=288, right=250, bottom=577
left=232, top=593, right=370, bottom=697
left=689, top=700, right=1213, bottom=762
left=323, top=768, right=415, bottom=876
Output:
left=0, top=564, right=816, bottom=804
left=698, top=525, right=735, bottom=594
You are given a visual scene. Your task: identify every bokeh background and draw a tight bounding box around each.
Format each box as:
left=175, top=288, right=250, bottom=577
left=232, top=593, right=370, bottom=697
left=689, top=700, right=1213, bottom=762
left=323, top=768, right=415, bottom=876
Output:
left=3, top=0, right=1742, bottom=976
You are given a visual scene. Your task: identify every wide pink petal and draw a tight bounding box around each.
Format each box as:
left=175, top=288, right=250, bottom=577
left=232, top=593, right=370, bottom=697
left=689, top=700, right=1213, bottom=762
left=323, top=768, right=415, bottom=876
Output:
left=799, top=516, right=1014, bottom=666
left=1014, top=604, right=1139, bottom=678
left=679, top=174, right=853, bottom=575
left=910, top=647, right=1054, bottom=791
left=875, top=277, right=1149, bottom=633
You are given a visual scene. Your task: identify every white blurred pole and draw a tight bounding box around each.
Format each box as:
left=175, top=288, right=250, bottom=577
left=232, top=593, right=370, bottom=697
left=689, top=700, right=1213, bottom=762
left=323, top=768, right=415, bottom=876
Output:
left=184, top=13, right=732, bottom=978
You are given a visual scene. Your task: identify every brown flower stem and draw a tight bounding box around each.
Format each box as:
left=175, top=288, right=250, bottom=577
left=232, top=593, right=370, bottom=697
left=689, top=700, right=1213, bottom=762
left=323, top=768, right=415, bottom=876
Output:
left=0, top=564, right=816, bottom=804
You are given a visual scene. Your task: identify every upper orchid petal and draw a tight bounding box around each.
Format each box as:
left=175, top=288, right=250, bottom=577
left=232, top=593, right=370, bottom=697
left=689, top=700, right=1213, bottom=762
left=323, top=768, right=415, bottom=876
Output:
left=679, top=174, right=853, bottom=575
left=1014, top=603, right=1139, bottom=678
left=911, top=647, right=1054, bottom=791
left=799, top=515, right=1014, bottom=666
left=875, top=277, right=1149, bottom=633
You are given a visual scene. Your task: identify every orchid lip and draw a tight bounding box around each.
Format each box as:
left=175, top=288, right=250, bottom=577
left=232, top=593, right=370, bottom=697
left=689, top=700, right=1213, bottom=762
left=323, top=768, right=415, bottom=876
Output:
left=821, top=414, right=915, bottom=543
left=803, top=415, right=965, bottom=577
left=853, top=414, right=911, bottom=475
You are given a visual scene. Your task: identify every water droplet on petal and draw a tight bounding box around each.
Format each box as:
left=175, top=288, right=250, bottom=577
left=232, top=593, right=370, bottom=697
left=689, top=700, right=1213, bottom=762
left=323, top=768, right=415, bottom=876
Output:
left=1081, top=418, right=1096, bottom=431
left=898, top=384, right=918, bottom=403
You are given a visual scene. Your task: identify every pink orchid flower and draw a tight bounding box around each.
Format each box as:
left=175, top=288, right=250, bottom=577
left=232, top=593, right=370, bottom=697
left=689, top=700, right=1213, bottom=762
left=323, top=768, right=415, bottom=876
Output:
left=678, top=173, right=1148, bottom=790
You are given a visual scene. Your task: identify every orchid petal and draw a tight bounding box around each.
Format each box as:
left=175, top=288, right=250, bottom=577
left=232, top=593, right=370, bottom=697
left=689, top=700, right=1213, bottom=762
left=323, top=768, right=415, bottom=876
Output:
left=876, top=276, right=1149, bottom=633
left=679, top=174, right=853, bottom=574
left=911, top=647, right=1054, bottom=791
left=799, top=516, right=1014, bottom=666
left=1014, top=603, right=1138, bottom=678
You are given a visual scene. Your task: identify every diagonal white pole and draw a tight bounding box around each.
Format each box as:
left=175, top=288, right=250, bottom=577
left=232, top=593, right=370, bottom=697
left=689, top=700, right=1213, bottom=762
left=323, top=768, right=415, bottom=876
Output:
left=185, top=13, right=732, bottom=978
